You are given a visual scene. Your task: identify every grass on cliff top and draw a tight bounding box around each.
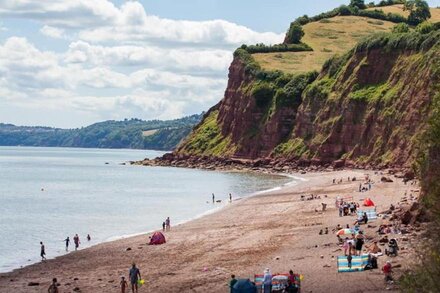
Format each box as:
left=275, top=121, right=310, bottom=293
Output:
left=366, top=4, right=440, bottom=22
left=253, top=16, right=395, bottom=74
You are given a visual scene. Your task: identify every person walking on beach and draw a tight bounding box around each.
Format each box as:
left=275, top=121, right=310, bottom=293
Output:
left=47, top=278, right=59, bottom=293
left=212, top=193, right=215, bottom=203
left=40, top=241, right=46, bottom=261
left=129, top=263, right=141, bottom=293
left=73, top=234, right=80, bottom=251
left=262, top=268, right=272, bottom=293
left=382, top=261, right=393, bottom=283
left=229, top=274, right=237, bottom=293
left=64, top=237, right=70, bottom=251
left=120, top=276, right=128, bottom=293
left=166, top=217, right=170, bottom=231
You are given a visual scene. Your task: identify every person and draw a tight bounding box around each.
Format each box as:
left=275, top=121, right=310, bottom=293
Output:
left=287, top=270, right=298, bottom=293
left=212, top=193, right=215, bottom=203
left=120, top=276, right=128, bottom=293
left=165, top=217, right=170, bottom=231
left=359, top=183, right=362, bottom=192
left=366, top=241, right=382, bottom=254
left=47, top=278, right=58, bottom=293
left=347, top=252, right=353, bottom=269
left=229, top=274, right=237, bottom=293
left=382, top=261, right=393, bottom=282
left=73, top=234, right=80, bottom=251
left=325, top=227, right=329, bottom=234
left=343, top=238, right=350, bottom=256
left=229, top=193, right=232, bottom=202
left=355, top=232, right=365, bottom=256
left=40, top=241, right=46, bottom=261
left=162, top=221, right=166, bottom=232
left=321, top=203, right=327, bottom=211
left=129, top=263, right=141, bottom=293
left=262, top=268, right=272, bottom=293
left=339, top=205, right=343, bottom=217
left=87, top=234, right=91, bottom=241
left=363, top=212, right=369, bottom=224
left=64, top=237, right=70, bottom=251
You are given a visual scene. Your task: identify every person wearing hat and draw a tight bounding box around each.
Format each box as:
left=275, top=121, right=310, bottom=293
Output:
left=262, top=268, right=272, bottom=293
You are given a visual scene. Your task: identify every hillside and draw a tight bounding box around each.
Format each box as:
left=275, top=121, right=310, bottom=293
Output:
left=168, top=2, right=439, bottom=170
left=0, top=114, right=202, bottom=151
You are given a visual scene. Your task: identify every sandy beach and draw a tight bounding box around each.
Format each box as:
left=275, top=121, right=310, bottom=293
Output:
left=0, top=169, right=421, bottom=292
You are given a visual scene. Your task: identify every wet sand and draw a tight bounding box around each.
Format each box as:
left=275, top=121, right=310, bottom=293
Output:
left=0, top=170, right=419, bottom=292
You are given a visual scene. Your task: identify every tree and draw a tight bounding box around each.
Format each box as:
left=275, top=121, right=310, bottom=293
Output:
left=404, top=0, right=431, bottom=25
left=287, top=24, right=305, bottom=44
left=392, top=23, right=410, bottom=33
left=350, top=0, right=366, bottom=9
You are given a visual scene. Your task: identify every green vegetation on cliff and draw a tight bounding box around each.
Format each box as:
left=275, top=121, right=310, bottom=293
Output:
left=0, top=114, right=202, bottom=150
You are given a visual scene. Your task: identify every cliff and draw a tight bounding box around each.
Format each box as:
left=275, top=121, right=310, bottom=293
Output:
left=173, top=30, right=439, bottom=169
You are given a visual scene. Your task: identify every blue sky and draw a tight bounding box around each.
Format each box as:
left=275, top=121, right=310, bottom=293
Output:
left=0, top=0, right=439, bottom=128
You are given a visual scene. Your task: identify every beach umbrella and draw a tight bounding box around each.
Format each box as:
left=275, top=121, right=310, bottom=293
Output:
left=336, top=228, right=353, bottom=236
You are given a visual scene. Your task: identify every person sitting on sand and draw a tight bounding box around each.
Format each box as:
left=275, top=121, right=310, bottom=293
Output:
left=129, top=263, right=141, bottom=293
left=120, top=276, right=128, bottom=293
left=319, top=229, right=323, bottom=235
left=229, top=274, right=237, bottom=293
left=325, top=227, right=329, bottom=234
left=366, top=241, right=382, bottom=255
left=48, top=278, right=58, bottom=293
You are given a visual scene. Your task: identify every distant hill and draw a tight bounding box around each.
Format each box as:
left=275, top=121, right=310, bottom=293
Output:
left=0, top=114, right=202, bottom=150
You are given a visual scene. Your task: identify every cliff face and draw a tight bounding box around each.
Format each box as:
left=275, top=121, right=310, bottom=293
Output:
left=176, top=31, right=440, bottom=168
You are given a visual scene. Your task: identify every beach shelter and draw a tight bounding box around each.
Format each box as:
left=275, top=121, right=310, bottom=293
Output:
left=232, top=279, right=257, bottom=293
left=363, top=198, right=375, bottom=207
left=149, top=232, right=166, bottom=245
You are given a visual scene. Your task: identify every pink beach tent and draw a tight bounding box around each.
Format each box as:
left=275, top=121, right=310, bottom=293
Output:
left=149, top=231, right=166, bottom=245
left=363, top=198, right=375, bottom=207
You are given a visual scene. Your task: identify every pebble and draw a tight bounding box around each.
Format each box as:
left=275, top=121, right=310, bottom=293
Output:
left=126, top=247, right=132, bottom=251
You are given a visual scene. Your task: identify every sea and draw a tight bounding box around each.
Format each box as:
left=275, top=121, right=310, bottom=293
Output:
left=0, top=146, right=295, bottom=273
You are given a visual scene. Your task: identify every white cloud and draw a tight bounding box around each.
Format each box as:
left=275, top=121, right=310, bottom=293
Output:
left=0, top=0, right=284, bottom=127
left=40, top=25, right=67, bottom=39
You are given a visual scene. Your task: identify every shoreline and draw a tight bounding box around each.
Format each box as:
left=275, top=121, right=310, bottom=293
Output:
left=0, top=169, right=299, bottom=275
left=0, top=169, right=422, bottom=292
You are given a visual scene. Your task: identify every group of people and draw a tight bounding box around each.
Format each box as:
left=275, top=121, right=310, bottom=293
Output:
left=338, top=200, right=359, bottom=217
left=211, top=193, right=233, bottom=203
left=40, top=233, right=91, bottom=261
left=161, top=217, right=171, bottom=232
left=342, top=231, right=365, bottom=257
left=229, top=268, right=300, bottom=293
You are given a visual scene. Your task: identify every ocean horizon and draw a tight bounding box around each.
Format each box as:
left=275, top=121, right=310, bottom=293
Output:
left=0, top=146, right=294, bottom=273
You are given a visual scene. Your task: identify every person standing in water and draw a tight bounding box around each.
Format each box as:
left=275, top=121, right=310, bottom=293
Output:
left=229, top=193, right=232, bottom=202
left=162, top=221, right=166, bottom=232
left=87, top=234, right=91, bottom=242
left=165, top=217, right=170, bottom=231
left=40, top=241, right=46, bottom=261
left=73, top=234, right=80, bottom=251
left=64, top=237, right=70, bottom=251
left=212, top=193, right=215, bottom=203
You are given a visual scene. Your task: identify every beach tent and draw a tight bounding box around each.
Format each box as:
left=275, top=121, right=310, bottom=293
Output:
left=232, top=279, right=257, bottom=293
left=337, top=255, right=369, bottom=272
left=357, top=208, right=377, bottom=221
left=363, top=198, right=375, bottom=207
left=149, top=232, right=166, bottom=245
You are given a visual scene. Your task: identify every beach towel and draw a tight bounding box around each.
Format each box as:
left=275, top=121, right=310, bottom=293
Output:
left=357, top=209, right=377, bottom=221
left=337, top=255, right=369, bottom=272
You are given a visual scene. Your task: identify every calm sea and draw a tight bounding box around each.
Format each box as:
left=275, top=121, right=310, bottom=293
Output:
left=0, top=146, right=294, bottom=272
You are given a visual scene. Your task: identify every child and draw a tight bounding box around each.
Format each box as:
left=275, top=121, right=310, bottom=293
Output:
left=120, top=276, right=128, bottom=293
left=347, top=253, right=353, bottom=269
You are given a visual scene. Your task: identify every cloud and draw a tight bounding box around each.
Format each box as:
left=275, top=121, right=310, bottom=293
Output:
left=40, top=25, right=67, bottom=39
left=0, top=0, right=284, bottom=127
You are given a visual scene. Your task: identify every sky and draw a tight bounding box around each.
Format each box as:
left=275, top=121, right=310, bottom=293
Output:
left=0, top=0, right=439, bottom=128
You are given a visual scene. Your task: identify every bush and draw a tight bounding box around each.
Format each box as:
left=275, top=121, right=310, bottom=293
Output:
left=242, top=43, right=312, bottom=54
left=392, top=23, right=410, bottom=33
left=252, top=82, right=274, bottom=107
left=416, top=21, right=435, bottom=34
left=350, top=0, right=367, bottom=9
